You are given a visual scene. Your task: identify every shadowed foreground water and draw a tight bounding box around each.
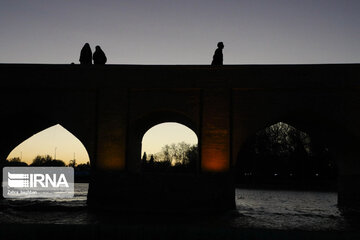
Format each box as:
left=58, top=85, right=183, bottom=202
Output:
left=0, top=183, right=357, bottom=231
left=1, top=184, right=360, bottom=239
left=233, top=189, right=346, bottom=230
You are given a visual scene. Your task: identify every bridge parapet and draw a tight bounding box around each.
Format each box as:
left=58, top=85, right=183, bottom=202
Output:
left=1, top=64, right=359, bottom=89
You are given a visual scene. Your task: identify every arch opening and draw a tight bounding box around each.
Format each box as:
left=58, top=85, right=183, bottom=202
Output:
left=236, top=122, right=337, bottom=190
left=233, top=122, right=341, bottom=230
left=141, top=122, right=198, bottom=173
left=2, top=124, right=91, bottom=202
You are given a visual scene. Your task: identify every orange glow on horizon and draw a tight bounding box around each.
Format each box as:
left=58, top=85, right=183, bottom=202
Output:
left=7, top=124, right=90, bottom=165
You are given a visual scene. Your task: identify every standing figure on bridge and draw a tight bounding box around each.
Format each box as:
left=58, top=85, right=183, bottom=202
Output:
left=93, top=45, right=107, bottom=65
left=211, top=42, right=224, bottom=66
left=79, top=43, right=92, bottom=65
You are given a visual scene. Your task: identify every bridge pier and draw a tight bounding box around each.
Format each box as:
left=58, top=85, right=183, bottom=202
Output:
left=87, top=171, right=235, bottom=213
left=337, top=138, right=360, bottom=212
left=338, top=175, right=360, bottom=212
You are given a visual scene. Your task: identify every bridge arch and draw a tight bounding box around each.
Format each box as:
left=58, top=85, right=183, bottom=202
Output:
left=235, top=121, right=337, bottom=188
left=0, top=108, right=94, bottom=167
left=127, top=110, right=200, bottom=173
left=5, top=123, right=91, bottom=165
left=233, top=110, right=347, bottom=169
left=233, top=108, right=360, bottom=208
left=141, top=122, right=198, bottom=172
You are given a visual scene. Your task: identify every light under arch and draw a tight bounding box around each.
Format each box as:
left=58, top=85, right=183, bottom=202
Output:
left=141, top=122, right=198, bottom=159
left=7, top=124, right=90, bottom=166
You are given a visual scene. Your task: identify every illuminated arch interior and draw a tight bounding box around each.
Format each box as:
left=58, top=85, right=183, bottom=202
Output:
left=141, top=122, right=198, bottom=170
left=7, top=124, right=90, bottom=166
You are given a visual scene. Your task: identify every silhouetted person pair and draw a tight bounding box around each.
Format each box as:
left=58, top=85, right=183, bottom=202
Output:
left=79, top=43, right=107, bottom=65
left=211, top=42, right=224, bottom=66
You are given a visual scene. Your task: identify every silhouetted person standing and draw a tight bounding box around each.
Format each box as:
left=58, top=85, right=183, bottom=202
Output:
left=79, top=43, right=92, bottom=65
left=211, top=42, right=224, bottom=66
left=93, top=46, right=107, bottom=65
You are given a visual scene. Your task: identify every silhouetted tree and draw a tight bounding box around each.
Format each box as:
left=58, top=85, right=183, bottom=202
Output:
left=142, top=152, right=147, bottom=165
left=68, top=159, right=76, bottom=167
left=31, top=155, right=65, bottom=166
left=9, top=157, right=21, bottom=163
left=31, top=155, right=51, bottom=166
left=186, top=144, right=198, bottom=168
left=159, top=142, right=196, bottom=165
left=93, top=45, right=107, bottom=65
left=79, top=43, right=92, bottom=65
left=75, top=161, right=91, bottom=171
left=162, top=145, right=171, bottom=163
left=2, top=157, right=28, bottom=166
left=142, top=143, right=198, bottom=172
left=236, top=122, right=337, bottom=189
left=73, top=161, right=91, bottom=182
left=51, top=159, right=66, bottom=166
left=211, top=42, right=224, bottom=66
left=149, top=155, right=155, bottom=165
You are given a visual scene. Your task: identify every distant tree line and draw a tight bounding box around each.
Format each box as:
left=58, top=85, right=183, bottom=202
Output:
left=1, top=157, right=28, bottom=166
left=236, top=122, right=337, bottom=190
left=1, top=155, right=91, bottom=182
left=1, top=155, right=90, bottom=169
left=142, top=142, right=198, bottom=172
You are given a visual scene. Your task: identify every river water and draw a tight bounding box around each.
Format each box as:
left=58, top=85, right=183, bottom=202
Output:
left=233, top=188, right=346, bottom=230
left=0, top=183, right=357, bottom=230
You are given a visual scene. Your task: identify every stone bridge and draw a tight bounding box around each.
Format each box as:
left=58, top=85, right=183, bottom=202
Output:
left=1, top=64, right=360, bottom=212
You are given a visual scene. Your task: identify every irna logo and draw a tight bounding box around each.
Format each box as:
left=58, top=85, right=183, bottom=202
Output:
left=3, top=167, right=74, bottom=198
left=8, top=172, right=69, bottom=188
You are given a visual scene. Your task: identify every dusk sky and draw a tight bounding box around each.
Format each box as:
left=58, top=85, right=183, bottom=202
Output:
left=7, top=125, right=90, bottom=165
left=1, top=0, right=360, bottom=64
left=3, top=1, right=360, bottom=164
left=142, top=123, right=198, bottom=157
